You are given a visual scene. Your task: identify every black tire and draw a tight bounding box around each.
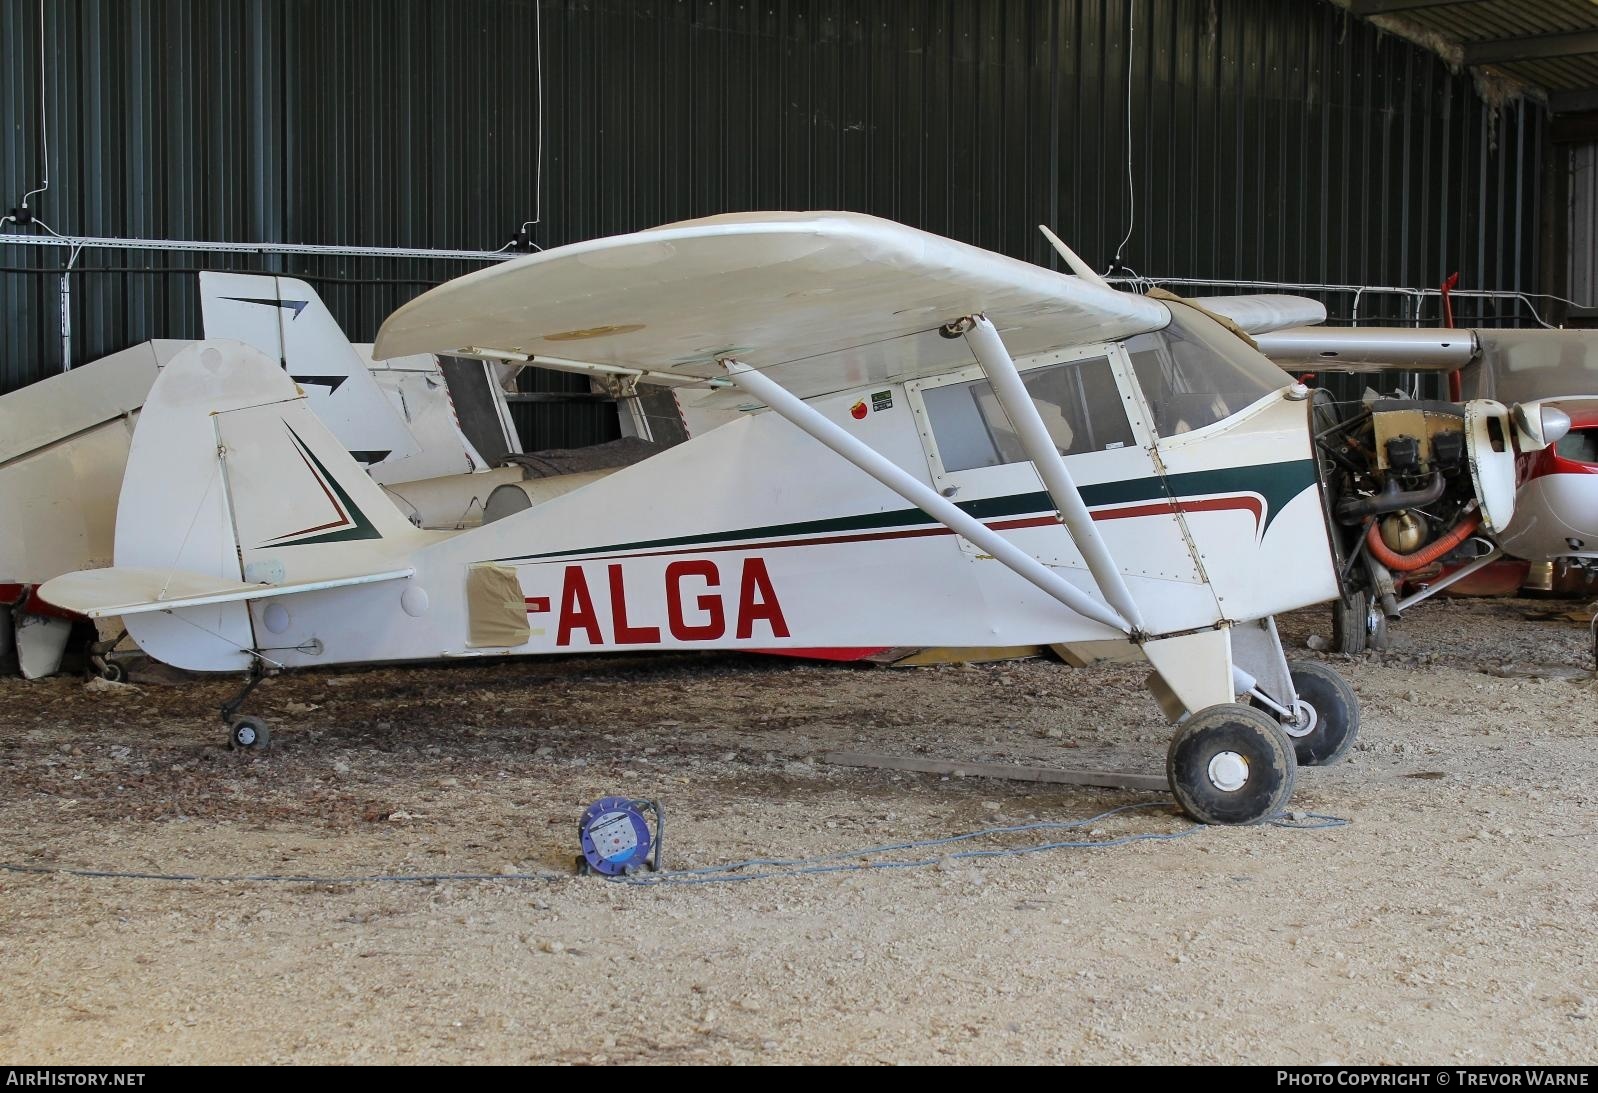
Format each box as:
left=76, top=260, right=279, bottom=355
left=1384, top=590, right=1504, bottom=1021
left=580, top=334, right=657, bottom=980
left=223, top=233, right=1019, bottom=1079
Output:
left=1282, top=660, right=1361, bottom=766
left=229, top=716, right=271, bottom=751
left=1166, top=703, right=1297, bottom=825
left=1330, top=589, right=1385, bottom=654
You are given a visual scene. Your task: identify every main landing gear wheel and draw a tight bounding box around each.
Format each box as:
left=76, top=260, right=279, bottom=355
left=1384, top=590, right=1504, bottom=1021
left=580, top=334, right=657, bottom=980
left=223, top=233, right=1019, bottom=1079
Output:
left=1280, top=660, right=1360, bottom=767
left=1166, top=703, right=1297, bottom=825
left=228, top=715, right=272, bottom=751
left=1331, top=589, right=1388, bottom=654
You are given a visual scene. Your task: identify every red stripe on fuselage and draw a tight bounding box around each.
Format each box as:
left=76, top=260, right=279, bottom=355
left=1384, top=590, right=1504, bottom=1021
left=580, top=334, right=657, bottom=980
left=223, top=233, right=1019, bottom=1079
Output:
left=755, top=647, right=895, bottom=661
left=1091, top=494, right=1264, bottom=532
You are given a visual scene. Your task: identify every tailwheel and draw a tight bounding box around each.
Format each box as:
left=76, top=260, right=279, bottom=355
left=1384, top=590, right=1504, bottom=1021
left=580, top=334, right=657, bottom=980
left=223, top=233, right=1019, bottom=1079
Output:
left=228, top=715, right=272, bottom=752
left=219, top=661, right=272, bottom=751
left=1166, top=703, right=1296, bottom=825
left=1280, top=660, right=1360, bottom=767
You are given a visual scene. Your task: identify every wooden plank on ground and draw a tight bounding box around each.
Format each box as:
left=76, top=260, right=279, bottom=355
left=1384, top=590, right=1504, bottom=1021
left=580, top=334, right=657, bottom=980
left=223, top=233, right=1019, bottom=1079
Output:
left=1049, top=639, right=1145, bottom=667
left=820, top=751, right=1167, bottom=792
left=877, top=645, right=1045, bottom=667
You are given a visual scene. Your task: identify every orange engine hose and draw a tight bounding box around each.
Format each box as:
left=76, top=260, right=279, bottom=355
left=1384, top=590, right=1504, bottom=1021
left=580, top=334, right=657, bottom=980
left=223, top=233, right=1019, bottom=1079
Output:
left=1365, top=512, right=1481, bottom=572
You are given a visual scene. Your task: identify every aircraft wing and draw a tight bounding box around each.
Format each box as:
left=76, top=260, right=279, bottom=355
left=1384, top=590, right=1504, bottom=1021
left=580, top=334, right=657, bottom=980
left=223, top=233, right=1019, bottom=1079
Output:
left=1253, top=326, right=1479, bottom=371
left=1185, top=295, right=1327, bottom=334
left=373, top=212, right=1172, bottom=401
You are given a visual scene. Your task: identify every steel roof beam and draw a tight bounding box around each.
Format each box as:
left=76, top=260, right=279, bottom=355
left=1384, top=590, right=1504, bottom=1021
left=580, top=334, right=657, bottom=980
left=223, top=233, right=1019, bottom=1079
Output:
left=1347, top=0, right=1487, bottom=14
left=1464, top=30, right=1598, bottom=66
left=1551, top=88, right=1598, bottom=115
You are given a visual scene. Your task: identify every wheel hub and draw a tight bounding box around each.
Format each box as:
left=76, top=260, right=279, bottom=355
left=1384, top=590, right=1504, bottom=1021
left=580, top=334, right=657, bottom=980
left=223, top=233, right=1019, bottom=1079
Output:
left=1206, top=750, right=1250, bottom=792
left=1280, top=699, right=1319, bottom=739
left=234, top=724, right=257, bottom=747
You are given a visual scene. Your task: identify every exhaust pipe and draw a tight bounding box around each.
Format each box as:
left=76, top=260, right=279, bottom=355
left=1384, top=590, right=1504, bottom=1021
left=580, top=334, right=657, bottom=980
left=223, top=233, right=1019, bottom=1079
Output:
left=1335, top=471, right=1445, bottom=524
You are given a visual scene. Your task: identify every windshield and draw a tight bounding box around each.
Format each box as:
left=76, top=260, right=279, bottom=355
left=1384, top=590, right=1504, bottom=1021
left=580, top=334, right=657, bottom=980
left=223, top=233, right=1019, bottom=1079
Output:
left=1126, top=304, right=1289, bottom=436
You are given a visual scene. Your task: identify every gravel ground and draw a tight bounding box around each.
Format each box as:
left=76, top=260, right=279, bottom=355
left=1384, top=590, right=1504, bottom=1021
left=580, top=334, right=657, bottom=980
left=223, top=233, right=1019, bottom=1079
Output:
left=0, top=597, right=1594, bottom=1065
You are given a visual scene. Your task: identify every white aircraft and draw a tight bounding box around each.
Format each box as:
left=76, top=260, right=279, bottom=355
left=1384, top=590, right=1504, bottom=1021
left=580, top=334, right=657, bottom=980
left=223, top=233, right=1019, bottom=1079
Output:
left=40, top=212, right=1547, bottom=824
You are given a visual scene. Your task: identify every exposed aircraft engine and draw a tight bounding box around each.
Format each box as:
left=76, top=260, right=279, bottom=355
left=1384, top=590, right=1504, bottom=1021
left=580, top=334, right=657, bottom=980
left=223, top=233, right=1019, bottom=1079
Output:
left=1314, top=394, right=1498, bottom=653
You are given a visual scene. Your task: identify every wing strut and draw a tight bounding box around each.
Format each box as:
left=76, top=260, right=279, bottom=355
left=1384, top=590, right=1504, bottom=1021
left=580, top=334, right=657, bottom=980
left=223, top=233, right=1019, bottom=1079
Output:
left=960, top=315, right=1148, bottom=637
left=719, top=359, right=1131, bottom=635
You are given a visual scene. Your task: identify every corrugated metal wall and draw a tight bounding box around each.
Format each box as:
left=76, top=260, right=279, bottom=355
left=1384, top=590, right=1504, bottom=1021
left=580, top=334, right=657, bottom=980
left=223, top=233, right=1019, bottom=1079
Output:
left=1570, top=142, right=1597, bottom=312
left=1, top=0, right=1552, bottom=445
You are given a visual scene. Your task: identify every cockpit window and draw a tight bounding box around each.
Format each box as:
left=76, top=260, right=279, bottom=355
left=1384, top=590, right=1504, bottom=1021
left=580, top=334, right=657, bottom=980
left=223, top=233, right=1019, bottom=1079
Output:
left=1555, top=426, right=1598, bottom=465
left=1125, top=304, right=1288, bottom=437
left=922, top=354, right=1135, bottom=473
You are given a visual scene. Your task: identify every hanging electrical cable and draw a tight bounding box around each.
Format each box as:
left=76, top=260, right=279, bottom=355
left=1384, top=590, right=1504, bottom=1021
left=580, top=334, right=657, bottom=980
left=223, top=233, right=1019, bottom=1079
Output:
left=1106, top=0, right=1137, bottom=277
left=15, top=0, right=51, bottom=219
left=497, top=0, right=546, bottom=254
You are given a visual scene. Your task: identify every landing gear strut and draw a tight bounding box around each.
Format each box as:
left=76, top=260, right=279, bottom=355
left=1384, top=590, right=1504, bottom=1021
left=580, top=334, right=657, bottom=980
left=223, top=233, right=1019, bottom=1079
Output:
left=220, top=662, right=273, bottom=751
left=88, top=629, right=130, bottom=682
left=1277, top=660, right=1360, bottom=766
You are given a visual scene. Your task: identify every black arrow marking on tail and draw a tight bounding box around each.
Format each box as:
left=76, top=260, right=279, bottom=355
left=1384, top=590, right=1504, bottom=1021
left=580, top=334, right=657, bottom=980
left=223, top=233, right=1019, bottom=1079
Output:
left=224, top=296, right=310, bottom=318
left=221, top=296, right=311, bottom=318
left=348, top=451, right=392, bottom=465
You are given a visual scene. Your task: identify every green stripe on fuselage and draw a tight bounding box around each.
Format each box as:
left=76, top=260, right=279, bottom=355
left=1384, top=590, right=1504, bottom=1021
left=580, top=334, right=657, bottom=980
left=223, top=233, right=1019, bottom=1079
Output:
left=494, top=458, right=1318, bottom=564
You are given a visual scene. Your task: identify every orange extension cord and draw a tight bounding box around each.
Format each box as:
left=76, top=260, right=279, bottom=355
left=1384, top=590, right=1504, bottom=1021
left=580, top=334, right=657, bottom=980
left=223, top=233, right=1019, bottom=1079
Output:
left=1365, top=512, right=1482, bottom=572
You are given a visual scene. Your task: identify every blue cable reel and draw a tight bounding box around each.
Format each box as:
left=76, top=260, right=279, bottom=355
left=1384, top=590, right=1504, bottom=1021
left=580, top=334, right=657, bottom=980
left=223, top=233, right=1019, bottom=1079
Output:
left=576, top=796, right=664, bottom=877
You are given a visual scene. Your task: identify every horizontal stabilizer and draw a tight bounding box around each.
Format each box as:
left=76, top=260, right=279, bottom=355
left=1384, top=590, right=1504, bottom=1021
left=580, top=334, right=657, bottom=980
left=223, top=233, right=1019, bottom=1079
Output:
left=39, top=565, right=413, bottom=619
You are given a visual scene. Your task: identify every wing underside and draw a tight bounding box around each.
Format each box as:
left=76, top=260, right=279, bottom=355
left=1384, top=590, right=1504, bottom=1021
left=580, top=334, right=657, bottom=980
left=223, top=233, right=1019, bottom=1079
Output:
left=374, top=212, right=1173, bottom=401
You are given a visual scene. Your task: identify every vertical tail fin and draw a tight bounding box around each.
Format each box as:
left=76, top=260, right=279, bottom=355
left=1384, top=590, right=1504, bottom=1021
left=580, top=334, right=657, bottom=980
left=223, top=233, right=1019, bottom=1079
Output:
left=107, top=340, right=421, bottom=671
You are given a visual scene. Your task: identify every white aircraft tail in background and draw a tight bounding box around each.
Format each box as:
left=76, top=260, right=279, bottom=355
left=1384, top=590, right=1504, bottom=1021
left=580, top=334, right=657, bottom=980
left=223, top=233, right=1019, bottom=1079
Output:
left=201, top=270, right=526, bottom=516
left=200, top=272, right=422, bottom=467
